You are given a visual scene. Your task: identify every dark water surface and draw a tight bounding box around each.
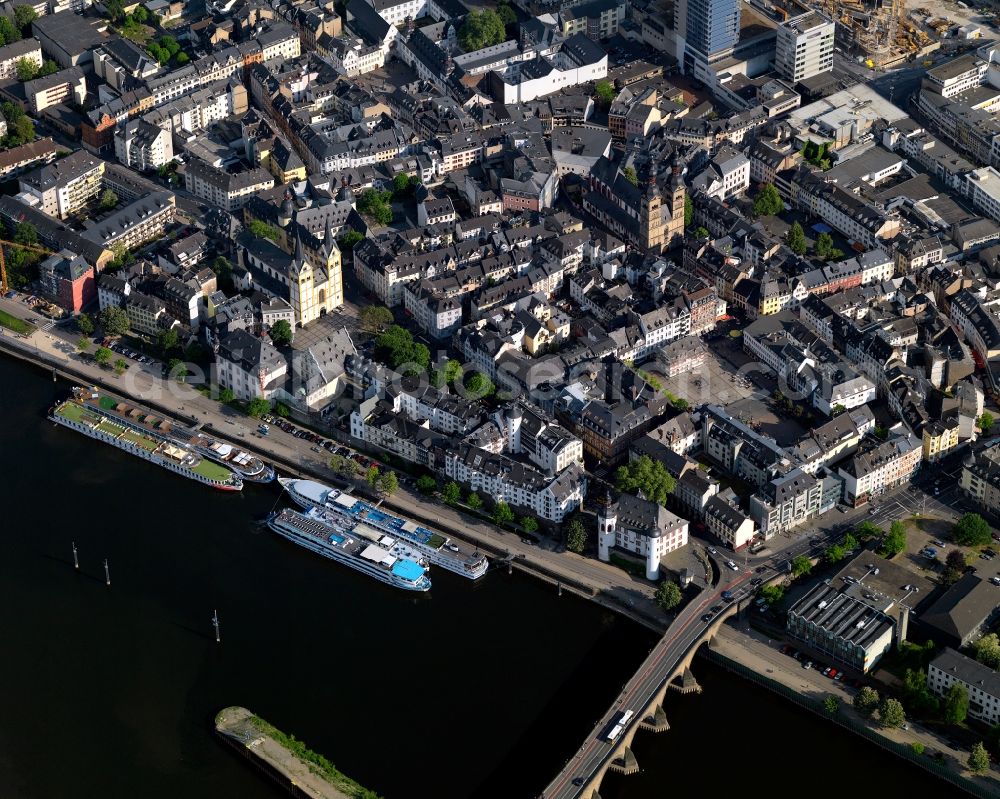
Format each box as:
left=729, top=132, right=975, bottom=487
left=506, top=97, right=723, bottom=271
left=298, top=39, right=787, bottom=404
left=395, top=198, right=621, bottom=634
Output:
left=0, top=355, right=972, bottom=799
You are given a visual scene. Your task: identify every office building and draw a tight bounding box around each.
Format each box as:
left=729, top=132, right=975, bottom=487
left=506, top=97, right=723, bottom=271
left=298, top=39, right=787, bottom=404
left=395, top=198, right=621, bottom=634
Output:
left=775, top=11, right=834, bottom=84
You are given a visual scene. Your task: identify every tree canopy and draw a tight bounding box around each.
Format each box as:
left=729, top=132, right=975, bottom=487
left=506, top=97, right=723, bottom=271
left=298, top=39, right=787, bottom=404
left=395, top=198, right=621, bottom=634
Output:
left=415, top=475, right=437, bottom=495
left=565, top=517, right=587, bottom=553
left=969, top=742, right=990, bottom=775
left=791, top=554, right=812, bottom=577
left=374, top=324, right=430, bottom=371
left=954, top=513, right=992, bottom=547
left=247, top=219, right=280, bottom=241
left=269, top=320, right=293, bottom=347
left=945, top=683, right=969, bottom=724
left=493, top=501, right=514, bottom=526
left=357, top=189, right=393, bottom=226
left=980, top=412, right=995, bottom=435
left=614, top=455, right=676, bottom=507
left=458, top=9, right=506, bottom=52
left=854, top=686, right=880, bottom=717
left=975, top=633, right=1000, bottom=669
left=359, top=305, right=394, bottom=334
left=786, top=221, right=807, bottom=255
left=246, top=398, right=271, bottom=418
left=655, top=580, right=682, bottom=611
left=595, top=80, right=616, bottom=106
left=99, top=306, right=129, bottom=336
left=442, top=481, right=461, bottom=505
left=879, top=520, right=907, bottom=558
left=879, top=697, right=906, bottom=728
left=752, top=183, right=783, bottom=217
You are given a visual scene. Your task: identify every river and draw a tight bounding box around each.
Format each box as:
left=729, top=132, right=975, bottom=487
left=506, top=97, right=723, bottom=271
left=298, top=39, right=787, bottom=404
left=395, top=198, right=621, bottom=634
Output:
left=0, top=355, right=969, bottom=798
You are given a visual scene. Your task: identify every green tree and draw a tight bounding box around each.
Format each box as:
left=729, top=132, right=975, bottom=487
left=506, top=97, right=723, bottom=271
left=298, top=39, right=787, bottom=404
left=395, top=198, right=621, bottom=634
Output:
left=329, top=454, right=360, bottom=477
left=14, top=57, right=36, bottom=81
left=954, top=513, right=992, bottom=547
left=415, top=475, right=437, bottom=495
left=842, top=532, right=858, bottom=550
left=338, top=229, right=364, bottom=251
left=246, top=397, right=271, bottom=418
left=854, top=521, right=882, bottom=541
left=902, top=668, right=940, bottom=717
left=623, top=165, right=638, bottom=186
left=156, top=327, right=178, bottom=354
left=167, top=358, right=187, bottom=382
left=375, top=325, right=430, bottom=370
left=98, top=189, right=118, bottom=211
left=379, top=471, right=398, bottom=496
left=104, top=0, right=125, bottom=22
left=791, top=554, right=812, bottom=577
left=880, top=520, right=907, bottom=558
left=655, top=580, right=682, bottom=611
left=463, top=371, right=494, bottom=399
left=943, top=549, right=970, bottom=586
left=13, top=6, right=37, bottom=35
left=359, top=305, right=394, bottom=333
left=113, top=357, right=127, bottom=376
left=493, top=501, right=515, bottom=526
left=521, top=516, right=538, bottom=534
left=879, top=697, right=906, bottom=728
left=357, top=189, right=393, bottom=226
left=969, top=742, right=991, bottom=775
left=594, top=80, right=616, bottom=106
left=458, top=8, right=506, bottom=51
left=684, top=193, right=693, bottom=227
left=825, top=543, right=846, bottom=563
left=76, top=313, right=94, bottom=335
left=693, top=226, right=710, bottom=239
left=945, top=683, right=970, bottom=724
left=99, top=306, right=129, bottom=336
left=0, top=16, right=21, bottom=44
left=752, top=183, right=783, bottom=217
left=174, top=51, right=189, bottom=66
left=431, top=358, right=462, bottom=388
left=854, top=686, right=880, bottom=717
left=760, top=584, right=785, bottom=605
left=787, top=221, right=807, bottom=255
left=565, top=517, right=587, bottom=553
left=824, top=695, right=840, bottom=714
left=365, top=465, right=380, bottom=488
left=269, top=320, right=293, bottom=346
left=467, top=492, right=482, bottom=511
left=814, top=231, right=835, bottom=260
left=975, top=633, right=1000, bottom=669
left=979, top=412, right=995, bottom=435
left=496, top=1, right=517, bottom=25
left=212, top=256, right=233, bottom=282
left=94, top=346, right=112, bottom=366
left=442, top=480, right=461, bottom=505
left=219, top=388, right=235, bottom=404
left=274, top=402, right=290, bottom=418
left=247, top=218, right=281, bottom=241
left=911, top=742, right=925, bottom=756
left=76, top=336, right=90, bottom=353
left=615, top=455, right=676, bottom=507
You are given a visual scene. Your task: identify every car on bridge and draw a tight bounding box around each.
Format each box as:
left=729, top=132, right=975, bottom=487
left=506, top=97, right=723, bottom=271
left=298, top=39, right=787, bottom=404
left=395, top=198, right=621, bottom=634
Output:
left=702, top=613, right=714, bottom=622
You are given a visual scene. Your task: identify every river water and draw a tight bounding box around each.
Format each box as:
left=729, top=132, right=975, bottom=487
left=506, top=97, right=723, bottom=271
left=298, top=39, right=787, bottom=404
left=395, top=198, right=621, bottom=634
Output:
left=0, top=355, right=969, bottom=798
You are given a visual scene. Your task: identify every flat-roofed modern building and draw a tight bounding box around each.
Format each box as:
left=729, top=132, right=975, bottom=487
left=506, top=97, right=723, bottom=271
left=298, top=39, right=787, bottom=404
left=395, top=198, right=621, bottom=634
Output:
left=775, top=11, right=834, bottom=84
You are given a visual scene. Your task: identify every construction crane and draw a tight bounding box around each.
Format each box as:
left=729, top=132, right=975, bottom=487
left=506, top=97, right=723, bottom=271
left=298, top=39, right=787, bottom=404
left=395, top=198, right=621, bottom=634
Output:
left=0, top=237, right=54, bottom=295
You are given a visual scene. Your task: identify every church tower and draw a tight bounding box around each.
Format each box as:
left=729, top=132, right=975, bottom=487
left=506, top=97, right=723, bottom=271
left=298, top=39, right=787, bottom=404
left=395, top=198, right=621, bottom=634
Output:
left=321, top=215, right=344, bottom=310
left=289, top=230, right=316, bottom=325
left=640, top=169, right=664, bottom=253
left=667, top=152, right=686, bottom=249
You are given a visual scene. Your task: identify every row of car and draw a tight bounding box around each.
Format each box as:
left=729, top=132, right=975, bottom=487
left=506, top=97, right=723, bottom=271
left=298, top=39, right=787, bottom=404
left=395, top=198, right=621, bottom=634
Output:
left=779, top=644, right=862, bottom=688
left=259, top=414, right=410, bottom=481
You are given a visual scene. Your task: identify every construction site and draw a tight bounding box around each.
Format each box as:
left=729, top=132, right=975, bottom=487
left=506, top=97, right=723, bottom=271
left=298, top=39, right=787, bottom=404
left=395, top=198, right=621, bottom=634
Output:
left=761, top=0, right=960, bottom=70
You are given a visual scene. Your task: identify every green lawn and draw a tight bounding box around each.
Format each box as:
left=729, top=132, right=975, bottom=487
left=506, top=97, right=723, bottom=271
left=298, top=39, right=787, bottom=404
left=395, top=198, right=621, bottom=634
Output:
left=192, top=458, right=233, bottom=482
left=0, top=308, right=34, bottom=335
left=121, top=429, right=158, bottom=451
left=55, top=401, right=92, bottom=424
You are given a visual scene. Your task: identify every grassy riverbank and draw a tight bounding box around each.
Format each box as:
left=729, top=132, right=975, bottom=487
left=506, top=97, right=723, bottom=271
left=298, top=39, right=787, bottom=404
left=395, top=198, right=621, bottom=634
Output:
left=0, top=309, right=34, bottom=336
left=215, top=707, right=381, bottom=799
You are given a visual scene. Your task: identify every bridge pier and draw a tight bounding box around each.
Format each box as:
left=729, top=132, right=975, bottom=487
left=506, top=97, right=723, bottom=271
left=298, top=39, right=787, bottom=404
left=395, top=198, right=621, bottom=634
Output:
left=669, top=667, right=702, bottom=695
left=608, top=747, right=639, bottom=776
left=639, top=703, right=669, bottom=733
